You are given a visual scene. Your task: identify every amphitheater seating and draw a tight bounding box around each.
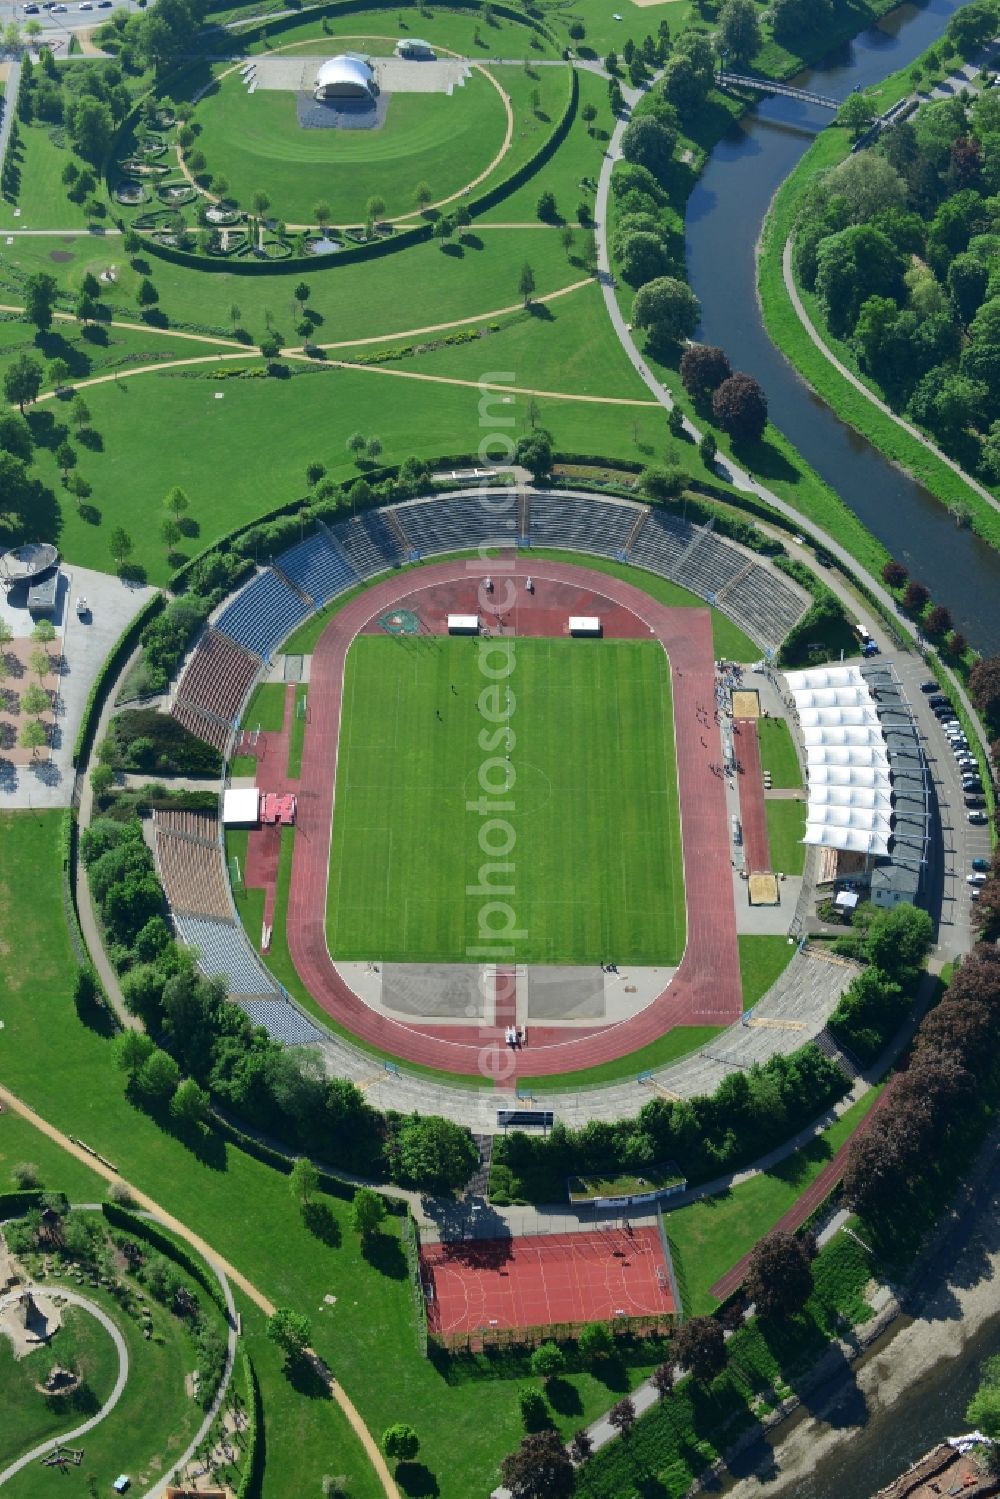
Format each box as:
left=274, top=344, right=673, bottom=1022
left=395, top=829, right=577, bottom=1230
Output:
left=174, top=914, right=279, bottom=997
left=717, top=563, right=809, bottom=654
left=155, top=812, right=232, bottom=921
left=237, top=997, right=324, bottom=1045
left=628, top=507, right=697, bottom=578
left=332, top=510, right=401, bottom=579
left=275, top=531, right=358, bottom=607
left=526, top=492, right=638, bottom=556
left=174, top=629, right=259, bottom=725
left=171, top=699, right=232, bottom=754
left=156, top=809, right=218, bottom=843
left=215, top=569, right=308, bottom=660
left=394, top=493, right=519, bottom=555
left=673, top=527, right=751, bottom=598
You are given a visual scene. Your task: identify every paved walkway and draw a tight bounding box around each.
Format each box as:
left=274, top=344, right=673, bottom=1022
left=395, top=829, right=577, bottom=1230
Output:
left=0, top=1083, right=400, bottom=1499
left=0, top=1284, right=128, bottom=1485
left=780, top=238, right=1000, bottom=521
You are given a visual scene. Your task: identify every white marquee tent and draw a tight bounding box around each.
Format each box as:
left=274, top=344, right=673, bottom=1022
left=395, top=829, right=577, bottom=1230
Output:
left=785, top=665, right=892, bottom=858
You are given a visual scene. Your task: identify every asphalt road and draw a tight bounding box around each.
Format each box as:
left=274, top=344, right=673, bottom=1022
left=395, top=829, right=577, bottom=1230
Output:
left=3, top=0, right=135, bottom=37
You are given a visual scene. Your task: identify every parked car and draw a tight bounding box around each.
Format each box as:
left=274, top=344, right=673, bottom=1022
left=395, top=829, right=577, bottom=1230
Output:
left=972, top=858, right=991, bottom=872
left=969, top=809, right=988, bottom=823
left=968, top=872, right=987, bottom=885
left=971, top=888, right=981, bottom=902
left=22, top=4, right=39, bottom=11
left=929, top=694, right=948, bottom=705
left=921, top=681, right=938, bottom=693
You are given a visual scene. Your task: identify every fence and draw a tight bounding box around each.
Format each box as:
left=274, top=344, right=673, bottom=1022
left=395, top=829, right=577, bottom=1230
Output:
left=401, top=1209, right=429, bottom=1358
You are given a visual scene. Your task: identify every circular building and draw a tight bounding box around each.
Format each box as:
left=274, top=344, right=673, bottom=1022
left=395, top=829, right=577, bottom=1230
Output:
left=313, top=54, right=377, bottom=102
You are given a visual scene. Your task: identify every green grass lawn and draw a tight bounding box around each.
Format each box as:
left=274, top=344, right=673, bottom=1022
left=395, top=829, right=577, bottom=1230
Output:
left=765, top=798, right=807, bottom=876
left=755, top=716, right=802, bottom=789
left=1, top=124, right=100, bottom=231
left=738, top=934, right=796, bottom=1011
left=0, top=1305, right=118, bottom=1471
left=196, top=66, right=508, bottom=224
left=287, top=683, right=308, bottom=775
left=327, top=635, right=685, bottom=963
left=666, top=1088, right=881, bottom=1316
left=240, top=680, right=288, bottom=732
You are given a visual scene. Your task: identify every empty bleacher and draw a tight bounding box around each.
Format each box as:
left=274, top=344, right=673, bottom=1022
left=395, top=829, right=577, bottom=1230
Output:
left=394, top=493, right=519, bottom=556
left=332, top=510, right=400, bottom=579
left=155, top=811, right=231, bottom=921
left=238, top=997, right=324, bottom=1045
left=171, top=698, right=232, bottom=754
left=716, top=562, right=809, bottom=654
left=526, top=492, right=638, bottom=556
left=215, top=569, right=308, bottom=660
left=174, top=629, right=259, bottom=725
left=174, top=913, right=279, bottom=997
left=275, top=531, right=358, bottom=607
left=673, top=526, right=751, bottom=599
left=628, top=507, right=697, bottom=579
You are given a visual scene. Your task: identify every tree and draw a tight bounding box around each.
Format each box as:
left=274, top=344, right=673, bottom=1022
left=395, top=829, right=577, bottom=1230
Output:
left=293, top=282, right=311, bottom=312
left=745, top=1229, right=815, bottom=1319
left=161, top=488, right=188, bottom=527
left=518, top=262, right=536, bottom=306
left=71, top=395, right=91, bottom=433
left=967, top=1358, right=1000, bottom=1442
left=55, top=441, right=76, bottom=481
left=718, top=0, right=761, bottom=63
left=350, top=1186, right=385, bottom=1240
left=632, top=276, right=700, bottom=348
left=251, top=189, right=271, bottom=217
left=0, top=412, right=33, bottom=463
left=712, top=373, right=768, bottom=444
left=48, top=358, right=71, bottom=392
left=621, top=115, right=676, bottom=172
left=529, top=1341, right=565, bottom=1384
left=536, top=188, right=558, bottom=222
left=433, top=215, right=455, bottom=245
left=382, top=1423, right=419, bottom=1462
left=925, top=604, right=952, bottom=636
left=581, top=101, right=598, bottom=133
left=699, top=431, right=718, bottom=467
left=161, top=518, right=181, bottom=555
left=837, top=89, right=878, bottom=140
left=67, top=95, right=114, bottom=163
left=20, top=719, right=47, bottom=757
left=170, top=1076, right=209, bottom=1127
left=902, top=579, right=929, bottom=613
left=21, top=683, right=51, bottom=717
left=881, top=559, right=908, bottom=588
left=946, top=630, right=967, bottom=658
left=415, top=181, right=433, bottom=210
left=4, top=352, right=43, bottom=412
left=515, top=430, right=554, bottom=480
left=314, top=201, right=332, bottom=225
left=866, top=903, right=934, bottom=978
left=347, top=431, right=367, bottom=458
left=76, top=292, right=98, bottom=326
left=618, top=230, right=669, bottom=288
left=135, top=1047, right=181, bottom=1102
left=365, top=195, right=385, bottom=231
left=639, top=464, right=684, bottom=501
left=259, top=332, right=282, bottom=363
left=674, top=1316, right=726, bottom=1383
left=570, top=1429, right=593, bottom=1463
left=28, top=648, right=50, bottom=683
left=23, top=270, right=58, bottom=334
left=947, top=251, right=988, bottom=324
left=651, top=1361, right=674, bottom=1399
left=395, top=1114, right=478, bottom=1191
left=109, top=528, right=133, bottom=568
left=137, top=277, right=158, bottom=308
left=679, top=343, right=731, bottom=399
left=969, top=656, right=1000, bottom=720
left=500, top=1431, right=574, bottom=1499
left=31, top=619, right=55, bottom=645
left=608, top=1396, right=636, bottom=1438
left=306, top=461, right=326, bottom=487
left=266, top=1307, right=311, bottom=1362
left=577, top=1320, right=613, bottom=1364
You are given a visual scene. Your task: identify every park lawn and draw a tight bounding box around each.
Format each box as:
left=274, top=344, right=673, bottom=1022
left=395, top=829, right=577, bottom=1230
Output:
left=195, top=68, right=508, bottom=225
left=665, top=1087, right=882, bottom=1317
left=0, top=308, right=236, bottom=394
left=0, top=123, right=95, bottom=231
left=327, top=635, right=685, bottom=964
left=0, top=1245, right=218, bottom=1498
left=398, top=280, right=652, bottom=401
left=755, top=716, right=802, bottom=789
left=240, top=680, right=288, bottom=732
left=0, top=1305, right=119, bottom=1471
left=287, top=684, right=308, bottom=776
left=738, top=934, right=796, bottom=1011
left=238, top=8, right=562, bottom=62
left=0, top=1107, right=104, bottom=1201
left=765, top=798, right=806, bottom=875
left=479, top=67, right=613, bottom=226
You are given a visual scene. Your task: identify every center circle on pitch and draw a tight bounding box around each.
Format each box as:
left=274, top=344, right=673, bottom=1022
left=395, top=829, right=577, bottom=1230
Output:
left=462, top=761, right=552, bottom=819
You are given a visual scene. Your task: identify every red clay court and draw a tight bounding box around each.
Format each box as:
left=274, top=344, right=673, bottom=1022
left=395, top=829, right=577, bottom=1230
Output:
left=421, top=1227, right=676, bottom=1336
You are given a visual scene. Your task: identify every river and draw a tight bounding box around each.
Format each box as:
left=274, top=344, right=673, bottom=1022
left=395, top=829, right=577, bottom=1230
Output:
left=685, top=0, right=1000, bottom=654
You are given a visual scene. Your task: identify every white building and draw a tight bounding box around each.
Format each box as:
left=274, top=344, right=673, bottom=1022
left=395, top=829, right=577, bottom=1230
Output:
left=314, top=54, right=377, bottom=101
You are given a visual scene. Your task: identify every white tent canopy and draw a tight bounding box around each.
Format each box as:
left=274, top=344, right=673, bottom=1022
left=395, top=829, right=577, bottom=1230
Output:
left=786, top=665, right=893, bottom=858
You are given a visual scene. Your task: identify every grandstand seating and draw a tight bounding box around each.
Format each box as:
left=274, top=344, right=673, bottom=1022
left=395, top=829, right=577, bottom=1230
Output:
left=673, top=527, right=751, bottom=598
left=333, top=510, right=401, bottom=579
left=628, top=508, right=696, bottom=578
left=394, top=493, right=519, bottom=555
left=526, top=492, right=637, bottom=556
left=155, top=811, right=232, bottom=921
left=717, top=563, right=809, bottom=655
left=174, top=914, right=279, bottom=996
left=215, top=569, right=308, bottom=659
left=174, top=629, right=259, bottom=725
left=276, top=531, right=358, bottom=607
left=171, top=698, right=232, bottom=754
left=237, top=998, right=324, bottom=1045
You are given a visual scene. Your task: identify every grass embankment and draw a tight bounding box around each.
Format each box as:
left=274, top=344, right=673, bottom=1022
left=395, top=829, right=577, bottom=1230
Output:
left=765, top=798, right=807, bottom=875
left=737, top=933, right=796, bottom=1010
left=328, top=636, right=685, bottom=964
left=287, top=683, right=308, bottom=776
left=755, top=716, right=802, bottom=789
left=758, top=109, right=1000, bottom=555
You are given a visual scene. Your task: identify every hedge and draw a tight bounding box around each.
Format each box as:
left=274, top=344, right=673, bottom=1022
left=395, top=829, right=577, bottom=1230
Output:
left=109, top=2, right=572, bottom=276
left=236, top=1350, right=264, bottom=1499
left=0, top=1189, right=45, bottom=1219
left=102, top=1201, right=227, bottom=1310
left=72, top=591, right=166, bottom=768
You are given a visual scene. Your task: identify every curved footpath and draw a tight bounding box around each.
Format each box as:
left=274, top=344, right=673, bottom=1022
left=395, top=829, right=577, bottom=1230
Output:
left=0, top=1285, right=129, bottom=1487
left=0, top=1084, right=400, bottom=1499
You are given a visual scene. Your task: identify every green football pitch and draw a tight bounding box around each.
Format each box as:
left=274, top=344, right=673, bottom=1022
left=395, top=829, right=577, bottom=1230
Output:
left=326, top=635, right=685, bottom=964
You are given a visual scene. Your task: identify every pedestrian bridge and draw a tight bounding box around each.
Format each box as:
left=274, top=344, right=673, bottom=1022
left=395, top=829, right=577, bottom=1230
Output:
left=716, top=70, right=841, bottom=110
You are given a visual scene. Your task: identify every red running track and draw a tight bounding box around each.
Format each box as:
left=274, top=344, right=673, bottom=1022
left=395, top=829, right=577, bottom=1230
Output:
left=284, top=557, right=742, bottom=1078
left=422, top=1227, right=675, bottom=1335
left=734, top=719, right=771, bottom=874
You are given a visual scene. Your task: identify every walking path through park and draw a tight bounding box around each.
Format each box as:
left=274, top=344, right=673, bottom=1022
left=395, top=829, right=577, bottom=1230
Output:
left=0, top=1083, right=401, bottom=1499
left=780, top=238, right=1000, bottom=522
left=0, top=1284, right=129, bottom=1486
